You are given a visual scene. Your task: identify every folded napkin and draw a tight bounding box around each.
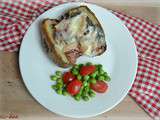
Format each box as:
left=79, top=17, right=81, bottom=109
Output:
left=0, top=0, right=159, bottom=119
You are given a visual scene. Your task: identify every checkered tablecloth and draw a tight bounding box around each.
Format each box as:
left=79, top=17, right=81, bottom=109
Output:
left=0, top=0, right=159, bottom=119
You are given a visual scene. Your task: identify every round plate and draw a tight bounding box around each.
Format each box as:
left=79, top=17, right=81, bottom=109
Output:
left=19, top=2, right=138, bottom=118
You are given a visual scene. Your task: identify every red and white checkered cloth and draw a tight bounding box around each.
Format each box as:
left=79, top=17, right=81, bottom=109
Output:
left=0, top=0, right=160, bottom=119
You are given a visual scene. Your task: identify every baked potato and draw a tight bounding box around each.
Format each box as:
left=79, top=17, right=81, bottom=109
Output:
left=41, top=6, right=106, bottom=68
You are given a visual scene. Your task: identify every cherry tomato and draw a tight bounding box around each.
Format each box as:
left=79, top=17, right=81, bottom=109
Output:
left=67, top=79, right=82, bottom=96
left=80, top=65, right=96, bottom=76
left=90, top=81, right=108, bottom=93
left=63, top=72, right=75, bottom=84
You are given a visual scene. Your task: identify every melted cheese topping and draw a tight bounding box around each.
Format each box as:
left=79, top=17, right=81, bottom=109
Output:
left=55, top=13, right=86, bottom=43
left=54, top=12, right=104, bottom=57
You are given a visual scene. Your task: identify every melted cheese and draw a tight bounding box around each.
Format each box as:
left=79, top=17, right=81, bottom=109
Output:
left=54, top=12, right=102, bottom=56
left=55, top=13, right=86, bottom=43
left=81, top=26, right=98, bottom=55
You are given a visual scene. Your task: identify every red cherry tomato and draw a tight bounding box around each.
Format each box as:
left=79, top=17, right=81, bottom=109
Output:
left=63, top=72, right=75, bottom=84
left=80, top=65, right=96, bottom=76
left=67, top=79, right=82, bottom=96
left=90, top=81, right=108, bottom=93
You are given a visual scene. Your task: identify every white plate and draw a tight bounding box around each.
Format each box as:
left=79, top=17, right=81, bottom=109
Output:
left=19, top=2, right=138, bottom=118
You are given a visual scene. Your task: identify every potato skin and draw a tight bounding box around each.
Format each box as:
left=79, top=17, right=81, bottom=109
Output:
left=41, top=19, right=71, bottom=68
